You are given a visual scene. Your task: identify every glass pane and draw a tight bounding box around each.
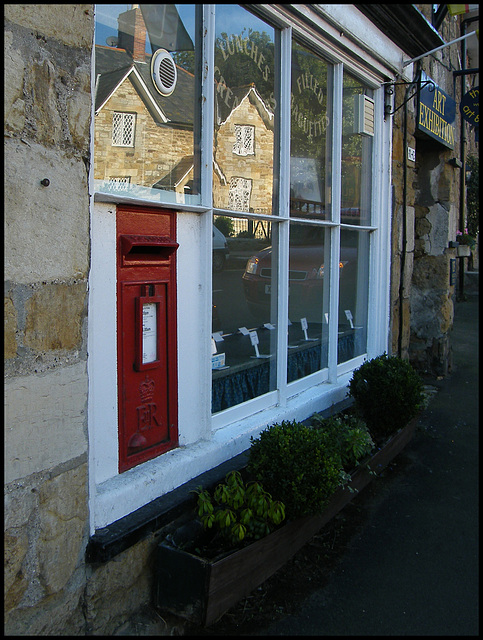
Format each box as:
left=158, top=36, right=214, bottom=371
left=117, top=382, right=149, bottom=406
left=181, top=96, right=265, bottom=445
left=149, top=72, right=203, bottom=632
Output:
left=212, top=216, right=277, bottom=412
left=341, top=73, right=373, bottom=225
left=338, top=229, right=369, bottom=363
left=290, top=41, right=332, bottom=220
left=287, top=223, right=329, bottom=382
left=213, top=6, right=277, bottom=214
left=94, top=4, right=201, bottom=204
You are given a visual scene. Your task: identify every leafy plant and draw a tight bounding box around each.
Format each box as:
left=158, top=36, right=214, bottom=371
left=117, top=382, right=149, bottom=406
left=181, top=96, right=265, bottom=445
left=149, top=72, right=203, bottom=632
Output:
left=310, top=412, right=374, bottom=468
left=193, top=470, right=285, bottom=548
left=247, top=420, right=346, bottom=520
left=456, top=228, right=476, bottom=249
left=214, top=216, right=235, bottom=238
left=347, top=354, right=424, bottom=442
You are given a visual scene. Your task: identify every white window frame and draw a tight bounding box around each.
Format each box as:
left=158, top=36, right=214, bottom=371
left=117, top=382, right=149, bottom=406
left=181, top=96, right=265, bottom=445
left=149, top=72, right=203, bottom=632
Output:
left=89, top=3, right=395, bottom=532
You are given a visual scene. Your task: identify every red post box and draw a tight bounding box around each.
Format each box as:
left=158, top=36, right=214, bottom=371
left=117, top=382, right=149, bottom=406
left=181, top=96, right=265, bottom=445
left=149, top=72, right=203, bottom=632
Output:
left=116, top=206, right=178, bottom=472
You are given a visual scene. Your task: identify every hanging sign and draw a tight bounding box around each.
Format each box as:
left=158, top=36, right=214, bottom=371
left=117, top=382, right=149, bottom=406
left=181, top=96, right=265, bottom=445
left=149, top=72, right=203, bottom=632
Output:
left=460, top=86, right=479, bottom=127
left=417, top=72, right=456, bottom=149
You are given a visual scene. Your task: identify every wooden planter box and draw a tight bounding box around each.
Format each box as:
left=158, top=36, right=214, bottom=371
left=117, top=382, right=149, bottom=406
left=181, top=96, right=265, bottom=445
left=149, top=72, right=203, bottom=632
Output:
left=155, top=418, right=417, bottom=626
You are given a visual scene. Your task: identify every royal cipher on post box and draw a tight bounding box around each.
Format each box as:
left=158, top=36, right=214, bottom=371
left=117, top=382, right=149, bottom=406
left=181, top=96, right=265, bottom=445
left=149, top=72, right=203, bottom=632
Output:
left=116, top=206, right=178, bottom=472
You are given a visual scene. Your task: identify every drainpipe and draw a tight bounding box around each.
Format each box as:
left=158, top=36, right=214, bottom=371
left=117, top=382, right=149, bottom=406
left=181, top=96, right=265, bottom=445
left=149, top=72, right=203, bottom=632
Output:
left=398, top=69, right=419, bottom=357
left=398, top=85, right=409, bottom=356
left=458, top=20, right=467, bottom=299
left=458, top=15, right=478, bottom=299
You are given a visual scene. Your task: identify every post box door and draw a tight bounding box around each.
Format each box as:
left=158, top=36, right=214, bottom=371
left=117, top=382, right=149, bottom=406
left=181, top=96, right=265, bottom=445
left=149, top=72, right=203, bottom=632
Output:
left=117, top=206, right=178, bottom=472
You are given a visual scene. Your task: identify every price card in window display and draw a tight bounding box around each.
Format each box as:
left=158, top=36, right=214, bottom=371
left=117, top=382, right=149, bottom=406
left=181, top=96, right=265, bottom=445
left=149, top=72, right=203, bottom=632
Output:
left=249, top=330, right=271, bottom=359
left=344, top=309, right=354, bottom=329
left=301, top=317, right=317, bottom=341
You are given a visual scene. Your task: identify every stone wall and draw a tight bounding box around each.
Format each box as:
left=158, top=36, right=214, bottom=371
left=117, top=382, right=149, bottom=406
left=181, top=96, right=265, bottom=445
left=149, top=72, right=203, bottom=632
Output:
left=4, top=4, right=93, bottom=634
left=389, top=6, right=468, bottom=376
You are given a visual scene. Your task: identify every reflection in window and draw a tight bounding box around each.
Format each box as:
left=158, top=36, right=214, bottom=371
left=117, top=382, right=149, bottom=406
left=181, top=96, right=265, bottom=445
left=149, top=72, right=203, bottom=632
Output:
left=233, top=125, right=255, bottom=156
left=112, top=112, right=136, bottom=147
left=287, top=223, right=330, bottom=382
left=338, top=229, right=369, bottom=363
left=212, top=216, right=277, bottom=413
left=213, top=5, right=276, bottom=215
left=341, top=73, right=374, bottom=225
left=228, top=177, right=252, bottom=211
left=290, top=41, right=331, bottom=220
left=108, top=176, right=131, bottom=191
left=94, top=4, right=200, bottom=203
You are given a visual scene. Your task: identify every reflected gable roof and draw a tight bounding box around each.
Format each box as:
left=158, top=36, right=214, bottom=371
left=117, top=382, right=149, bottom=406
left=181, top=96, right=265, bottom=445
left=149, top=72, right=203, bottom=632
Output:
left=94, top=45, right=195, bottom=127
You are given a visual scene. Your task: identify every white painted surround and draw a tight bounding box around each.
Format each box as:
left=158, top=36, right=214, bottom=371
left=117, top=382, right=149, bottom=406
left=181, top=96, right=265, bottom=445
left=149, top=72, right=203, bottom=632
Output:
left=87, top=4, right=405, bottom=533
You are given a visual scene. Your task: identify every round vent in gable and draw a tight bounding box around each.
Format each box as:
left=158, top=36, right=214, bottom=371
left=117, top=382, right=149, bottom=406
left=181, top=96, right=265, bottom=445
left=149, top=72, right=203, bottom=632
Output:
left=151, top=49, right=177, bottom=97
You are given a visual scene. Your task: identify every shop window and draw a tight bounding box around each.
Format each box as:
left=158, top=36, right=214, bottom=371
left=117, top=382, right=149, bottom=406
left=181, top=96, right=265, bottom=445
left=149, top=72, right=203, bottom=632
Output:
left=290, top=42, right=331, bottom=222
left=212, top=215, right=278, bottom=413
left=286, top=223, right=330, bottom=382
left=212, top=6, right=278, bottom=412
left=112, top=112, right=136, bottom=147
left=233, top=125, right=255, bottom=156
left=341, top=73, right=374, bottom=226
left=94, top=4, right=201, bottom=204
left=212, top=7, right=276, bottom=215
left=338, top=229, right=369, bottom=363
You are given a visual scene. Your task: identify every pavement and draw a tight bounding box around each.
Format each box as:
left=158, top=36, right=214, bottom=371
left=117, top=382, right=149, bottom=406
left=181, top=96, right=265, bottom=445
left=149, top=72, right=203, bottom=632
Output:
left=115, top=292, right=479, bottom=636
left=257, top=292, right=479, bottom=636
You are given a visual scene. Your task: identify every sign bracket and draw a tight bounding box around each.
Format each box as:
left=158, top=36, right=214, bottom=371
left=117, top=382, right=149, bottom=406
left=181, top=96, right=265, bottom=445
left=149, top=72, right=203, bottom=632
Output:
left=383, top=77, right=435, bottom=118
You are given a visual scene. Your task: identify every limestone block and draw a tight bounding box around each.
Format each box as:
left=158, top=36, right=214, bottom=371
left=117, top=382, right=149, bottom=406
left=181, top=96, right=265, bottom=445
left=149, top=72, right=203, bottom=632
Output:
left=38, top=464, right=88, bottom=594
left=4, top=5, right=93, bottom=49
left=439, top=293, right=454, bottom=334
left=4, top=296, right=18, bottom=359
left=4, top=30, right=26, bottom=133
left=4, top=138, right=89, bottom=283
left=4, top=530, right=30, bottom=612
left=85, top=535, right=155, bottom=635
left=412, top=254, right=449, bottom=291
left=28, top=57, right=64, bottom=147
left=24, top=282, right=86, bottom=352
left=67, top=71, right=92, bottom=151
left=4, top=582, right=87, bottom=636
left=4, top=362, right=88, bottom=483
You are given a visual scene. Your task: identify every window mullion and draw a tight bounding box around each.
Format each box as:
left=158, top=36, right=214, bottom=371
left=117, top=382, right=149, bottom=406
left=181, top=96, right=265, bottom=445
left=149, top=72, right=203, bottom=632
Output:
left=328, top=62, right=343, bottom=381
left=201, top=4, right=215, bottom=434
left=276, top=25, right=292, bottom=406
left=200, top=4, right=215, bottom=210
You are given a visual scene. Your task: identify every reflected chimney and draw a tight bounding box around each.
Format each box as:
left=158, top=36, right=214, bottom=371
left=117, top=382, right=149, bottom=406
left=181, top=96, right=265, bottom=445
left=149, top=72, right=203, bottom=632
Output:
left=117, top=4, right=147, bottom=62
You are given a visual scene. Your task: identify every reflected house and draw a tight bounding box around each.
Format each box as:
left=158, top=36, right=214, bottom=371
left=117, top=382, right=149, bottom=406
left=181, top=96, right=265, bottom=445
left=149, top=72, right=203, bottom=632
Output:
left=94, top=6, right=196, bottom=198
left=94, top=5, right=276, bottom=214
left=213, top=83, right=275, bottom=216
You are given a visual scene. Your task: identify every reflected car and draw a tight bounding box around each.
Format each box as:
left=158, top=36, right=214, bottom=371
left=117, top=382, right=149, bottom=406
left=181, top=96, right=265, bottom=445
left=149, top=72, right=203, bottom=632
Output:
left=242, top=244, right=356, bottom=323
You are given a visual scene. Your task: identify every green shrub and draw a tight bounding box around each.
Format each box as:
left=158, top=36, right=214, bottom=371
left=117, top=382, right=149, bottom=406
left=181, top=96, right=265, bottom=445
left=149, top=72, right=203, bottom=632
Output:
left=193, top=470, right=285, bottom=548
left=247, top=421, right=345, bottom=520
left=347, top=354, right=424, bottom=442
left=310, top=413, right=374, bottom=468
left=214, top=216, right=235, bottom=237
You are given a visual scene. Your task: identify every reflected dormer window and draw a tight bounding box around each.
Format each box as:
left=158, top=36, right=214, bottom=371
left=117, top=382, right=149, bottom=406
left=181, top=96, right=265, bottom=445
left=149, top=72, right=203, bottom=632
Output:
left=112, top=112, right=136, bottom=147
left=233, top=125, right=255, bottom=156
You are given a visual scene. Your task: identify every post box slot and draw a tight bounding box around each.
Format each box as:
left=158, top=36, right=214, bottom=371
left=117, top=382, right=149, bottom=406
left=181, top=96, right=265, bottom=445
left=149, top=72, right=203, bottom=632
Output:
left=121, top=235, right=179, bottom=264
